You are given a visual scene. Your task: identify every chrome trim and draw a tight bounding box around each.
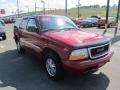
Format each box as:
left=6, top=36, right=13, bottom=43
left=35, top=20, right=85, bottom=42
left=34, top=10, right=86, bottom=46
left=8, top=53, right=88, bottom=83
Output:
left=88, top=43, right=110, bottom=59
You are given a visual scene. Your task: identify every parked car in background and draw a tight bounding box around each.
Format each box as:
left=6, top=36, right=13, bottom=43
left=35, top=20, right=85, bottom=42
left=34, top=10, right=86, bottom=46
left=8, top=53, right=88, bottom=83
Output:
left=91, top=15, right=101, bottom=19
left=74, top=18, right=83, bottom=26
left=70, top=17, right=82, bottom=26
left=4, top=17, right=16, bottom=24
left=85, top=18, right=99, bottom=27
left=14, top=15, right=113, bottom=81
left=79, top=19, right=93, bottom=28
left=0, top=20, right=6, bottom=40
left=97, top=17, right=116, bottom=28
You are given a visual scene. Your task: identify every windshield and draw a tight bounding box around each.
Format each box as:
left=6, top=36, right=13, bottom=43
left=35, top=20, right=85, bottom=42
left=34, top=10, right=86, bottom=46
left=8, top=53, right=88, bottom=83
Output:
left=0, top=21, right=5, bottom=28
left=39, top=16, right=79, bottom=31
left=86, top=18, right=98, bottom=21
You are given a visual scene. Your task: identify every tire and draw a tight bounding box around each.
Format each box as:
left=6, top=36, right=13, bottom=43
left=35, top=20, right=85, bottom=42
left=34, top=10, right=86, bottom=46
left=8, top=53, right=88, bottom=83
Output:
left=92, top=23, right=95, bottom=27
left=87, top=69, right=98, bottom=75
left=97, top=25, right=100, bottom=28
left=91, top=24, right=94, bottom=27
left=16, top=40, right=24, bottom=54
left=44, top=52, right=64, bottom=81
left=108, top=24, right=112, bottom=28
left=2, top=35, right=6, bottom=40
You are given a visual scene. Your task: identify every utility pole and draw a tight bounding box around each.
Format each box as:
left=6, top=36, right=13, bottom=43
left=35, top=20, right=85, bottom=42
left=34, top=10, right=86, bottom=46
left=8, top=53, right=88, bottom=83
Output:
left=26, top=6, right=29, bottom=15
left=41, top=0, right=45, bottom=15
left=35, top=2, right=37, bottom=14
left=103, top=0, right=110, bottom=35
left=17, top=0, right=20, bottom=17
left=78, top=0, right=80, bottom=18
left=65, top=0, right=67, bottom=16
left=115, top=0, right=120, bottom=36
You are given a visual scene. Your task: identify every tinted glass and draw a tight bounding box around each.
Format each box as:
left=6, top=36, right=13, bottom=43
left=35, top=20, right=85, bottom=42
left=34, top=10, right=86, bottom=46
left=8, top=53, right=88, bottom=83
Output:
left=0, top=20, right=5, bottom=27
left=20, top=18, right=28, bottom=30
left=39, top=16, right=79, bottom=31
left=15, top=18, right=22, bottom=28
left=27, top=19, right=37, bottom=28
left=0, top=21, right=3, bottom=27
left=86, top=18, right=98, bottom=22
left=27, top=19, right=37, bottom=32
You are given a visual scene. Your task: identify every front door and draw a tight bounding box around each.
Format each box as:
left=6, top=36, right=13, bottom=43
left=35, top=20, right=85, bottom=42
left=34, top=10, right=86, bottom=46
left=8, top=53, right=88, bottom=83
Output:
left=25, top=18, right=42, bottom=54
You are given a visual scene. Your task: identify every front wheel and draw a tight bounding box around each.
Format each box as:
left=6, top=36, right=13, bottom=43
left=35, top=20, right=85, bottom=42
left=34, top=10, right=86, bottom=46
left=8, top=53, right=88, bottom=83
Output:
left=44, top=52, right=64, bottom=81
left=108, top=24, right=112, bottom=28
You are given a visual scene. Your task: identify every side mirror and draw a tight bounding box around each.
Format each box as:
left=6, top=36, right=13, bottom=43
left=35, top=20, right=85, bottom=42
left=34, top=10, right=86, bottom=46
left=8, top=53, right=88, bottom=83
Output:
left=27, top=26, right=39, bottom=33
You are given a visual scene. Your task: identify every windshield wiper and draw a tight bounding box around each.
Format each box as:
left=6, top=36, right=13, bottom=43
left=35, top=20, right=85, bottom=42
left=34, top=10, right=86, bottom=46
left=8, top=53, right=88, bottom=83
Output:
left=62, top=28, right=79, bottom=30
left=43, top=28, right=79, bottom=32
left=43, top=29, right=56, bottom=32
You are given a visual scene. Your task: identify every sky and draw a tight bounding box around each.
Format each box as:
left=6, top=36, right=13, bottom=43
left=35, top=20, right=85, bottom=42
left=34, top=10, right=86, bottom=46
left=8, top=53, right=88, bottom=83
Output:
left=0, top=0, right=118, bottom=16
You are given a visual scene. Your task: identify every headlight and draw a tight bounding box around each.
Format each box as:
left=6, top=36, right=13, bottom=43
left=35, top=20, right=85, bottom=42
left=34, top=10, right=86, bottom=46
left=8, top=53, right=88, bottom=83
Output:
left=69, top=48, right=88, bottom=61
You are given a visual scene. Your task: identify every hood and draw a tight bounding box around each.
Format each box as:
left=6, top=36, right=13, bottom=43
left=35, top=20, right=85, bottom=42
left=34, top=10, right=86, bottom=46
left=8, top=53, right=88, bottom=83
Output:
left=44, top=30, right=103, bottom=46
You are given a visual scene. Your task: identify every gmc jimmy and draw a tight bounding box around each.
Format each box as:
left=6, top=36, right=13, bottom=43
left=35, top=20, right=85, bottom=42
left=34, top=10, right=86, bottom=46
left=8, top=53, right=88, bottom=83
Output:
left=14, top=15, right=114, bottom=81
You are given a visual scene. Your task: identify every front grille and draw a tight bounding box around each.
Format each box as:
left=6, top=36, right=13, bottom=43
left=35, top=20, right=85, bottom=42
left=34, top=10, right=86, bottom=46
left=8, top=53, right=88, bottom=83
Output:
left=88, top=43, right=110, bottom=59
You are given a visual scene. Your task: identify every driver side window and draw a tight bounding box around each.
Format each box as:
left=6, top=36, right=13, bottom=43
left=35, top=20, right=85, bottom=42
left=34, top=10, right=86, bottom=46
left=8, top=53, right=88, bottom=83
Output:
left=27, top=18, right=38, bottom=32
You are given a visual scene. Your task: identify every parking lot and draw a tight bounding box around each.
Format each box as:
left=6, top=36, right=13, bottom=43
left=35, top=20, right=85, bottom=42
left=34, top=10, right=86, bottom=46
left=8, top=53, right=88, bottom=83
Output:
left=0, top=24, right=120, bottom=90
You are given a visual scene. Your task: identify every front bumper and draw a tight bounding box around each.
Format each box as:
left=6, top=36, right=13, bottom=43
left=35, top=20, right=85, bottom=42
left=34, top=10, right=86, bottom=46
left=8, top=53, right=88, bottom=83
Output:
left=62, top=50, right=114, bottom=74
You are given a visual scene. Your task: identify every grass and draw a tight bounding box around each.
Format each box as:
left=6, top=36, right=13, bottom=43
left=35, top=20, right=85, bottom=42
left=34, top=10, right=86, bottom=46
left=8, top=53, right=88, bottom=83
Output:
left=5, top=7, right=117, bottom=19
left=44, top=7, right=118, bottom=18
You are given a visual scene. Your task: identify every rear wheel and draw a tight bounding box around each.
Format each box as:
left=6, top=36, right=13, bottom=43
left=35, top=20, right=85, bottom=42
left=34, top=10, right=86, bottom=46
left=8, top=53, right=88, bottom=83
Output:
left=44, top=52, right=64, bottom=81
left=108, top=23, right=112, bottom=28
left=16, top=40, right=24, bottom=54
left=97, top=25, right=100, bottom=28
left=91, top=24, right=94, bottom=27
left=2, top=34, right=6, bottom=40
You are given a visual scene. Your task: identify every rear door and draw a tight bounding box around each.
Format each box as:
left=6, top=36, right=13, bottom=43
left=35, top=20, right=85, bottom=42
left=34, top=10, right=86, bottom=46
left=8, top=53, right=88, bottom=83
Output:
left=14, top=18, right=22, bottom=39
left=19, top=18, right=30, bottom=49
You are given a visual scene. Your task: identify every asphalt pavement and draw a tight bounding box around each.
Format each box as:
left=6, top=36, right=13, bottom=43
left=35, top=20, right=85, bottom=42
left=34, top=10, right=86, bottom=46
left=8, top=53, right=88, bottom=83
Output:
left=0, top=24, right=120, bottom=90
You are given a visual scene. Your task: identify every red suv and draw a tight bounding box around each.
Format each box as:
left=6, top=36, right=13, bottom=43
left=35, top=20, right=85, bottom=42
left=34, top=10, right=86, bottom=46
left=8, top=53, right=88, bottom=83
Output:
left=14, top=15, right=114, bottom=81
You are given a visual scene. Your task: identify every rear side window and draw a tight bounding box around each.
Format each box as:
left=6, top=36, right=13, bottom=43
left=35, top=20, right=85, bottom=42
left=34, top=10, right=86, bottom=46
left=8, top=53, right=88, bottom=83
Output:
left=19, top=18, right=28, bottom=30
left=14, top=18, right=22, bottom=28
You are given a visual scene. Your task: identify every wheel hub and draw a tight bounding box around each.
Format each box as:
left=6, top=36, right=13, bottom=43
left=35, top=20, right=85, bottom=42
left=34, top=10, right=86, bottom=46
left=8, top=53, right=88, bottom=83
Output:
left=46, top=58, right=56, bottom=77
